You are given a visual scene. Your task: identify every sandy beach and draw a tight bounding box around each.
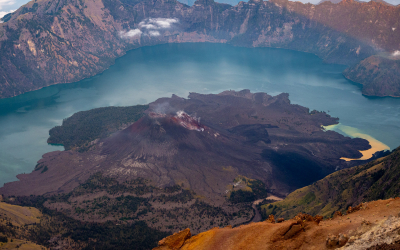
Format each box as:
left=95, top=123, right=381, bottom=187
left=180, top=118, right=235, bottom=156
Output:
left=323, top=124, right=390, bottom=161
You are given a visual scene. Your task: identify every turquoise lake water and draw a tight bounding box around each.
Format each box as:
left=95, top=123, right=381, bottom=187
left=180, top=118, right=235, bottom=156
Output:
left=0, top=43, right=399, bottom=186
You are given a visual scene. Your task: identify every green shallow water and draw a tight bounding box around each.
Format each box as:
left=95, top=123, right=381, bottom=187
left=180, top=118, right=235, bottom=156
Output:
left=0, top=43, right=399, bottom=186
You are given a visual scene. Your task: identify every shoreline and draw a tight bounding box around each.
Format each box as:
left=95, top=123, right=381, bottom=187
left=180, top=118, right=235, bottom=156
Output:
left=1, top=41, right=399, bottom=100
left=323, top=124, right=390, bottom=161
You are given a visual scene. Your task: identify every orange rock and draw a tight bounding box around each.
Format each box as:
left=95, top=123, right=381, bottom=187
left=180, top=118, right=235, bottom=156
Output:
left=347, top=203, right=363, bottom=214
left=267, top=214, right=275, bottom=223
left=326, top=234, right=339, bottom=248
left=314, top=215, right=323, bottom=224
left=362, top=219, right=371, bottom=226
left=338, top=233, right=348, bottom=246
left=334, top=211, right=342, bottom=218
left=155, top=228, right=191, bottom=250
left=294, top=213, right=313, bottom=223
left=277, top=218, right=284, bottom=223
left=326, top=233, right=348, bottom=248
left=284, top=224, right=303, bottom=239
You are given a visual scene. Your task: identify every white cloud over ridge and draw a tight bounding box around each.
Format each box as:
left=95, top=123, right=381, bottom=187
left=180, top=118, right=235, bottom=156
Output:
left=148, top=30, right=161, bottom=37
left=392, top=51, right=400, bottom=57
left=119, top=18, right=179, bottom=39
left=139, top=18, right=179, bottom=30
left=0, top=0, right=15, bottom=20
left=118, top=29, right=142, bottom=38
left=0, top=9, right=14, bottom=20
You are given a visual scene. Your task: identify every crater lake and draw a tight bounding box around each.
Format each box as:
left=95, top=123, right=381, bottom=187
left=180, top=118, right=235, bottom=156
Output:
left=0, top=43, right=399, bottom=186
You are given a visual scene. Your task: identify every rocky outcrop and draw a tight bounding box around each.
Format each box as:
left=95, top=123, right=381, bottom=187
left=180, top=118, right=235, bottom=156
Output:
left=0, top=0, right=399, bottom=98
left=343, top=214, right=400, bottom=249
left=154, top=228, right=191, bottom=250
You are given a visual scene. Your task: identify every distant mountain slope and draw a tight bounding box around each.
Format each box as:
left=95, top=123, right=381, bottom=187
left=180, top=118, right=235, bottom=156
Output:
left=343, top=55, right=400, bottom=97
left=261, top=146, right=400, bottom=219
left=318, top=0, right=353, bottom=4
left=0, top=0, right=399, bottom=98
left=318, top=0, right=394, bottom=5
left=371, top=0, right=395, bottom=6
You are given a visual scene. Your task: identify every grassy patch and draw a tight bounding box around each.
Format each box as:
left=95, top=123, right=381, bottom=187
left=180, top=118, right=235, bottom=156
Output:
left=47, top=105, right=148, bottom=151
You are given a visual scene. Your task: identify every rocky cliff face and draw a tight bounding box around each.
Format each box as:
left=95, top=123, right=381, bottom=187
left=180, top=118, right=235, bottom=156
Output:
left=0, top=0, right=399, bottom=98
left=344, top=55, right=400, bottom=97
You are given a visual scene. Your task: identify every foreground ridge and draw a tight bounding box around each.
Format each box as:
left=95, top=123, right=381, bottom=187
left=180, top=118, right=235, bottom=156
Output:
left=155, top=198, right=400, bottom=250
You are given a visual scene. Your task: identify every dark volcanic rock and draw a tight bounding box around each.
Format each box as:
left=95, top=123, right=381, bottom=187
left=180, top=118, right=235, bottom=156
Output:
left=0, top=90, right=371, bottom=201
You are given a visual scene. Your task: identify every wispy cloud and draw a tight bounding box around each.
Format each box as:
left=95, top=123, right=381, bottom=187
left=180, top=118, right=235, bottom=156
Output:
left=119, top=18, right=179, bottom=39
left=138, top=18, right=179, bottom=30
left=392, top=51, right=400, bottom=57
left=0, top=0, right=15, bottom=11
left=118, top=29, right=142, bottom=39
left=148, top=30, right=161, bottom=37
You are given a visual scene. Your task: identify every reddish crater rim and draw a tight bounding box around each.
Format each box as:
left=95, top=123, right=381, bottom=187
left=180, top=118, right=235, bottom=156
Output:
left=149, top=111, right=206, bottom=131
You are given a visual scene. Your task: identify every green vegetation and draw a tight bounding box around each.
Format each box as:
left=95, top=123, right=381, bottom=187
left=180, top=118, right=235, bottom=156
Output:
left=228, top=176, right=269, bottom=203
left=28, top=205, right=168, bottom=250
left=9, top=187, right=168, bottom=249
left=229, top=189, right=257, bottom=203
left=261, top=147, right=400, bottom=219
left=71, top=172, right=156, bottom=196
left=47, top=105, right=148, bottom=151
left=299, top=192, right=316, bottom=205
left=63, top=221, right=168, bottom=250
left=155, top=189, right=194, bottom=203
left=4, top=171, right=254, bottom=248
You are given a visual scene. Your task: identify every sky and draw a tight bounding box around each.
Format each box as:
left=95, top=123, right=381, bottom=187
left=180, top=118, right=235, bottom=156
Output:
left=1, top=0, right=399, bottom=19
left=0, top=0, right=19, bottom=18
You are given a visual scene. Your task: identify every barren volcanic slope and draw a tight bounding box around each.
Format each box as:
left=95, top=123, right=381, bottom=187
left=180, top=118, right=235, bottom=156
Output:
left=0, top=0, right=400, bottom=97
left=1, top=90, right=372, bottom=200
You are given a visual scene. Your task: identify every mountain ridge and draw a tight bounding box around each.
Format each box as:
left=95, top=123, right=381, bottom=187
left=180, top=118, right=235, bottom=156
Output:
left=261, top=146, right=400, bottom=219
left=318, top=0, right=395, bottom=6
left=0, top=0, right=399, bottom=98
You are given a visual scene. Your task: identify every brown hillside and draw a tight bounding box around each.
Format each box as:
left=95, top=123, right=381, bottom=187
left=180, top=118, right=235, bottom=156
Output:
left=155, top=198, right=400, bottom=250
left=0, top=201, right=45, bottom=249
